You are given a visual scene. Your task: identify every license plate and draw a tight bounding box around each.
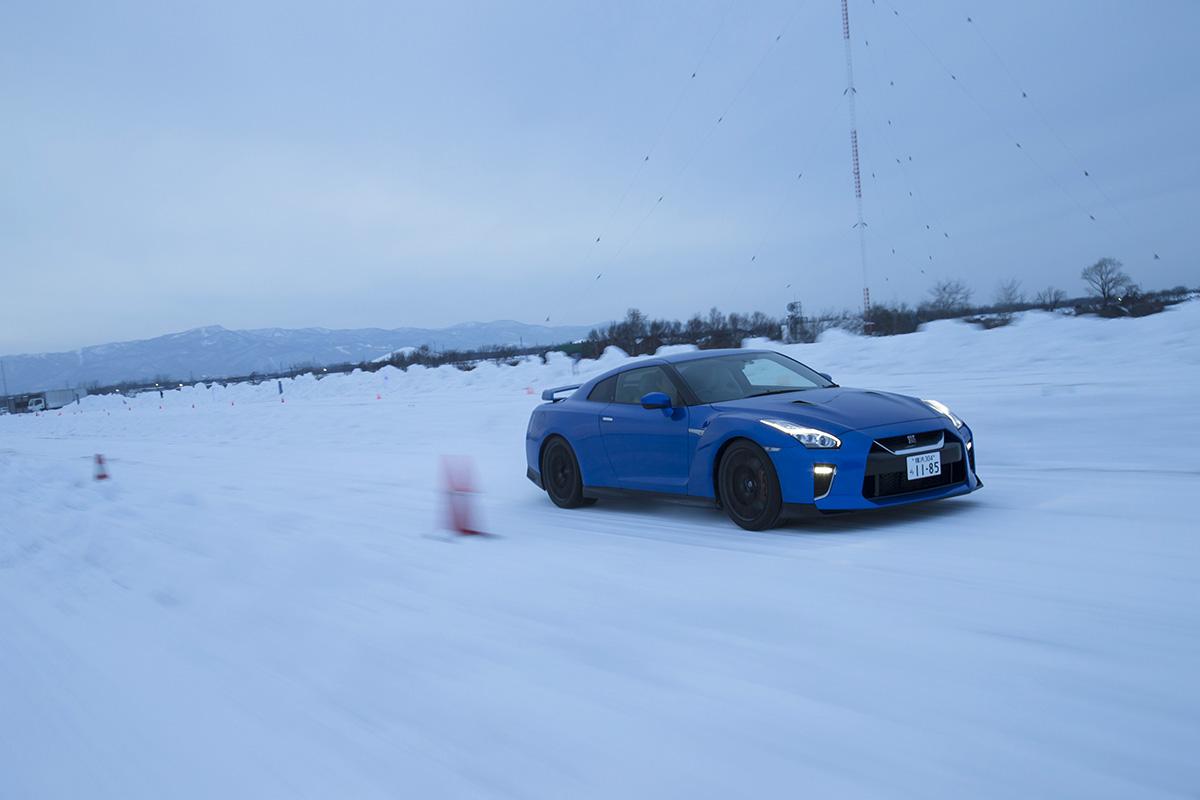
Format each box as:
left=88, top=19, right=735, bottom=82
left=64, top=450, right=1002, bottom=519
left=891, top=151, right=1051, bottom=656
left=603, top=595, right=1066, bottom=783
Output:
left=906, top=452, right=941, bottom=480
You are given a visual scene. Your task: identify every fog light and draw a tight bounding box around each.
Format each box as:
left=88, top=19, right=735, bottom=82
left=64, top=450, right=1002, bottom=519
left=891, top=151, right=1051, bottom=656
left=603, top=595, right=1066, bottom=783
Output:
left=813, top=464, right=836, bottom=500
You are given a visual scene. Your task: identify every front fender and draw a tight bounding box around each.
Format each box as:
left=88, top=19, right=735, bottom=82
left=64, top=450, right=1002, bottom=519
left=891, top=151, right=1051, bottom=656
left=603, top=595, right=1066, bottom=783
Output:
left=686, top=411, right=809, bottom=500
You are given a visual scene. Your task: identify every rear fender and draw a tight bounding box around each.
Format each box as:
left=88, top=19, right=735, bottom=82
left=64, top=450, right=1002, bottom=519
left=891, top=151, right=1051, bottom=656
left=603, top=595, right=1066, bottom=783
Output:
left=527, top=405, right=618, bottom=488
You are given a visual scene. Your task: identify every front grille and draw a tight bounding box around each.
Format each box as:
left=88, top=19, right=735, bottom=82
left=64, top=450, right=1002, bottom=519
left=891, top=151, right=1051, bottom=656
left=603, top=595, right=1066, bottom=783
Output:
left=863, top=459, right=965, bottom=499
left=862, top=435, right=967, bottom=500
left=873, top=430, right=942, bottom=453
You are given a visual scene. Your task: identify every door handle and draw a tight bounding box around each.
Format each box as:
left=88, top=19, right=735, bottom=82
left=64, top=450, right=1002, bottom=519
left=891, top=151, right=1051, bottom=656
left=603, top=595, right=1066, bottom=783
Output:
left=601, top=416, right=614, bottom=422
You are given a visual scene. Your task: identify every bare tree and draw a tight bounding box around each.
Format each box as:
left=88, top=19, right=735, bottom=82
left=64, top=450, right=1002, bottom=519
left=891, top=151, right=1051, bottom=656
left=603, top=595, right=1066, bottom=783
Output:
left=926, top=279, right=973, bottom=315
left=746, top=311, right=775, bottom=338
left=1034, top=287, right=1067, bottom=310
left=727, top=312, right=744, bottom=338
left=994, top=279, right=1024, bottom=311
left=1080, top=258, right=1130, bottom=305
left=705, top=307, right=726, bottom=334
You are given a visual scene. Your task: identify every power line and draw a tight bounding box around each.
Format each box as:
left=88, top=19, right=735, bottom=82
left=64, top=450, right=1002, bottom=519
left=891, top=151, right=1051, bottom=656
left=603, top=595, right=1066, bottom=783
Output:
left=603, top=8, right=806, bottom=269
left=747, top=91, right=846, bottom=267
left=875, top=0, right=1104, bottom=235
left=583, top=0, right=735, bottom=273
left=857, top=7, right=949, bottom=269
left=964, top=11, right=1160, bottom=261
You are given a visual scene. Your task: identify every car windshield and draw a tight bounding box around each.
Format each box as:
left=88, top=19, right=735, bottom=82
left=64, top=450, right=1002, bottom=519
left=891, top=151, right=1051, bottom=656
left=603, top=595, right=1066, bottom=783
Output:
left=675, top=352, right=833, bottom=404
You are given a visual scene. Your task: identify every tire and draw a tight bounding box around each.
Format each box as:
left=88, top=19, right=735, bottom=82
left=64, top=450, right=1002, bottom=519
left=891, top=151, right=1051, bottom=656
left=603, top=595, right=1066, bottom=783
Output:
left=541, top=437, right=595, bottom=509
left=717, top=439, right=783, bottom=531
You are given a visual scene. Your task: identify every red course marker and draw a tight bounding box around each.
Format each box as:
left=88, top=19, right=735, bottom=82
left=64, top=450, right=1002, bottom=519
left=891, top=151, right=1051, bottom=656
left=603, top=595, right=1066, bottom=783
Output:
left=442, top=456, right=485, bottom=536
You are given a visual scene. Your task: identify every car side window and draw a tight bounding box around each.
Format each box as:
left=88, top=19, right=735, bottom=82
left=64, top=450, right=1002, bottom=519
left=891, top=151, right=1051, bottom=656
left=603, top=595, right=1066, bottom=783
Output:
left=587, top=376, right=616, bottom=403
left=613, top=366, right=679, bottom=405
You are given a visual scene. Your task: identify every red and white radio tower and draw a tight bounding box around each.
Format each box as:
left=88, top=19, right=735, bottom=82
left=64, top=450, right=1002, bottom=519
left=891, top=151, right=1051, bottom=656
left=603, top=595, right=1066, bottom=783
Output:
left=841, top=0, right=871, bottom=320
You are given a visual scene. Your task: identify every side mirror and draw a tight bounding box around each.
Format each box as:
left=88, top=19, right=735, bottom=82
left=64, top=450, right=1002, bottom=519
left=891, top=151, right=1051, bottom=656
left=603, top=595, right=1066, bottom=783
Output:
left=818, top=372, right=833, bottom=383
left=640, top=391, right=672, bottom=410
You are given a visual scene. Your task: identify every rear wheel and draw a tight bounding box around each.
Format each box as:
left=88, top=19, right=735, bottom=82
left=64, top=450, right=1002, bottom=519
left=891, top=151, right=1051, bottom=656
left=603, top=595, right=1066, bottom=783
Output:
left=718, top=440, right=783, bottom=531
left=541, top=437, right=595, bottom=509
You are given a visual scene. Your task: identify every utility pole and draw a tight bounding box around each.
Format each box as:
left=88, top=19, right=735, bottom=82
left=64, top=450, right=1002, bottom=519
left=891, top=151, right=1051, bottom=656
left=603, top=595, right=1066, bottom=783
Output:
left=841, top=0, right=871, bottom=322
left=1, top=359, right=8, bottom=398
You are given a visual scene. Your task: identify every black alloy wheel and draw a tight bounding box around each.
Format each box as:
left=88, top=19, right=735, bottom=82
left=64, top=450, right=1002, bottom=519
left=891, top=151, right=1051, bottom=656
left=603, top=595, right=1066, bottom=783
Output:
left=718, top=440, right=783, bottom=530
left=541, top=437, right=595, bottom=509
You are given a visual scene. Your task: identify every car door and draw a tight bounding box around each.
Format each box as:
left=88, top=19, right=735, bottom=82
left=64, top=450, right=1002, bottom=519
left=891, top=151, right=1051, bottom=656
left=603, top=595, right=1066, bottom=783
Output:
left=599, top=365, right=691, bottom=493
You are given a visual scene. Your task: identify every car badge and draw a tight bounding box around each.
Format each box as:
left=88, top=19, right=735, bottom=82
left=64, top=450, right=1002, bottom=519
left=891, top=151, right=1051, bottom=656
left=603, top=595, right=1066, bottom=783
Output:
left=907, top=434, right=917, bottom=445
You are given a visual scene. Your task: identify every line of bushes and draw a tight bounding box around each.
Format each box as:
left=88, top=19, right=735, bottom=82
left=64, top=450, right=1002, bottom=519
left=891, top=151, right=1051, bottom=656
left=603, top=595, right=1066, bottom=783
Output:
left=864, top=261, right=1194, bottom=336
left=78, top=259, right=1197, bottom=399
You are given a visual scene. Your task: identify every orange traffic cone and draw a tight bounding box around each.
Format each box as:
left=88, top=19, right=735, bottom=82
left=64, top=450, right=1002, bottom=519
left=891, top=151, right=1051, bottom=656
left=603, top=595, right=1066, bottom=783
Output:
left=94, top=454, right=109, bottom=481
left=442, top=456, right=484, bottom=535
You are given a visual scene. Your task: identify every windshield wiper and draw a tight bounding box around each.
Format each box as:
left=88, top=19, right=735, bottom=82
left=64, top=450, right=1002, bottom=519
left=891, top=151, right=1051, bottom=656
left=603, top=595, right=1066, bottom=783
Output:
left=744, top=388, right=809, bottom=398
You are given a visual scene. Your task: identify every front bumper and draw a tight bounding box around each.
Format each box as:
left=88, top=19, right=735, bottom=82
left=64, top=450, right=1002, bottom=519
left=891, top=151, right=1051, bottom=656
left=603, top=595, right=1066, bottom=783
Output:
left=769, top=419, right=981, bottom=512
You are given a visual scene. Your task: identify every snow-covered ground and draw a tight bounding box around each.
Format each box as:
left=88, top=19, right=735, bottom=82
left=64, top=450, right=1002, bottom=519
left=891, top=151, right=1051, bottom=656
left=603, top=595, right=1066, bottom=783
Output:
left=3, top=304, right=1199, bottom=799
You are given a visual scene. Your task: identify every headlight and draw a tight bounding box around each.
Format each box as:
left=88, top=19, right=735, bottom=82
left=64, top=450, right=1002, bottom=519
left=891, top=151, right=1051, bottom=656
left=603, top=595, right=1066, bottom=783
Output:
left=922, top=399, right=964, bottom=429
left=760, top=419, right=842, bottom=449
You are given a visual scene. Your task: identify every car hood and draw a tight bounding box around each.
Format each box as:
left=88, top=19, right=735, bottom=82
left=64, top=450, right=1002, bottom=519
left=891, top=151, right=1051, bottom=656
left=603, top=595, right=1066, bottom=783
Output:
left=711, top=387, right=940, bottom=433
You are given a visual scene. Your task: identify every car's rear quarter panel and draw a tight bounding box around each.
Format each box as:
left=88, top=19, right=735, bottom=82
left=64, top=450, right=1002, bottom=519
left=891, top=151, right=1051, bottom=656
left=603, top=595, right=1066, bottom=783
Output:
left=526, top=400, right=618, bottom=488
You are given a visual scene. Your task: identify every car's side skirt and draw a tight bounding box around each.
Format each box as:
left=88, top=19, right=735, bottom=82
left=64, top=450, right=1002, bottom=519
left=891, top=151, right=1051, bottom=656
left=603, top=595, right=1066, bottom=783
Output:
left=583, top=487, right=826, bottom=522
left=582, top=485, right=719, bottom=508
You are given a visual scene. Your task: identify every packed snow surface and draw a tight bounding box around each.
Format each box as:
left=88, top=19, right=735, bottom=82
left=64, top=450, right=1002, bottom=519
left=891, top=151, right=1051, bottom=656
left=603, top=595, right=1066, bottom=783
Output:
left=3, top=305, right=1199, bottom=798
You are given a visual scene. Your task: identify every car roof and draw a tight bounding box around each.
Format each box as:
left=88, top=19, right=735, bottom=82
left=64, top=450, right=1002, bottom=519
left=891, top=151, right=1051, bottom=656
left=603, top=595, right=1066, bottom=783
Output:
left=568, top=349, right=785, bottom=400
left=584, top=349, right=776, bottom=384
left=655, top=348, right=775, bottom=364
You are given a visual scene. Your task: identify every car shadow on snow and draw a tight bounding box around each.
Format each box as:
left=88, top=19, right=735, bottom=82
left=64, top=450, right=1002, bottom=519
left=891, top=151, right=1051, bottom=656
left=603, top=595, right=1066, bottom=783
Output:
left=549, top=493, right=983, bottom=538
left=778, top=496, right=983, bottom=536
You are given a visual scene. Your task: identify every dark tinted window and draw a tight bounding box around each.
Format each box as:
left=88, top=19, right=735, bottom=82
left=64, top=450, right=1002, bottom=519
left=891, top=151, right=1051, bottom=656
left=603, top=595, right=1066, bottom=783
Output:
left=675, top=353, right=832, bottom=403
left=587, top=376, right=616, bottom=403
left=613, top=366, right=680, bottom=405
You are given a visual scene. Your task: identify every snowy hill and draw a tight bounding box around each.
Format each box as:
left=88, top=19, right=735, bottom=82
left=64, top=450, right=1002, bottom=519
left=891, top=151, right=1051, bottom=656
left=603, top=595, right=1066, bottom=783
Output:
left=2, top=302, right=1198, bottom=797
left=0, top=320, right=597, bottom=393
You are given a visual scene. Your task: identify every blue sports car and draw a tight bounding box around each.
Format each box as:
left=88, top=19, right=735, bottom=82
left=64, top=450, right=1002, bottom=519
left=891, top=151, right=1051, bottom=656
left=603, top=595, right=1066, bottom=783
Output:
left=526, top=349, right=981, bottom=530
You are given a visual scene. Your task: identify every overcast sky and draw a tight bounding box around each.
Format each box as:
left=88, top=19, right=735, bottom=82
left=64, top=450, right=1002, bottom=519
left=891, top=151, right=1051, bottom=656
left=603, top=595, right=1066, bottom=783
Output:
left=2, top=0, right=1197, bottom=354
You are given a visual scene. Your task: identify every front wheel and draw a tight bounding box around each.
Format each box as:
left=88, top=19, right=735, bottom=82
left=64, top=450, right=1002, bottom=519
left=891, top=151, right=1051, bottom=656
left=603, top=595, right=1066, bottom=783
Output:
left=541, top=437, right=595, bottom=509
left=718, top=440, right=783, bottom=531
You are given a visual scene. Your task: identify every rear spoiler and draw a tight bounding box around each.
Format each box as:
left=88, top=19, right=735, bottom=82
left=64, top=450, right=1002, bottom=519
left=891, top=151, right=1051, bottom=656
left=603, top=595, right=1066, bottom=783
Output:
left=541, top=384, right=581, bottom=402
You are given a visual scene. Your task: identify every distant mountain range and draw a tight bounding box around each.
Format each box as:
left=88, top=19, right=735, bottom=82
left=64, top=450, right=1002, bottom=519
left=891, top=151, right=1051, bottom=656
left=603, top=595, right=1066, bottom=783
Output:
left=0, top=321, right=599, bottom=394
